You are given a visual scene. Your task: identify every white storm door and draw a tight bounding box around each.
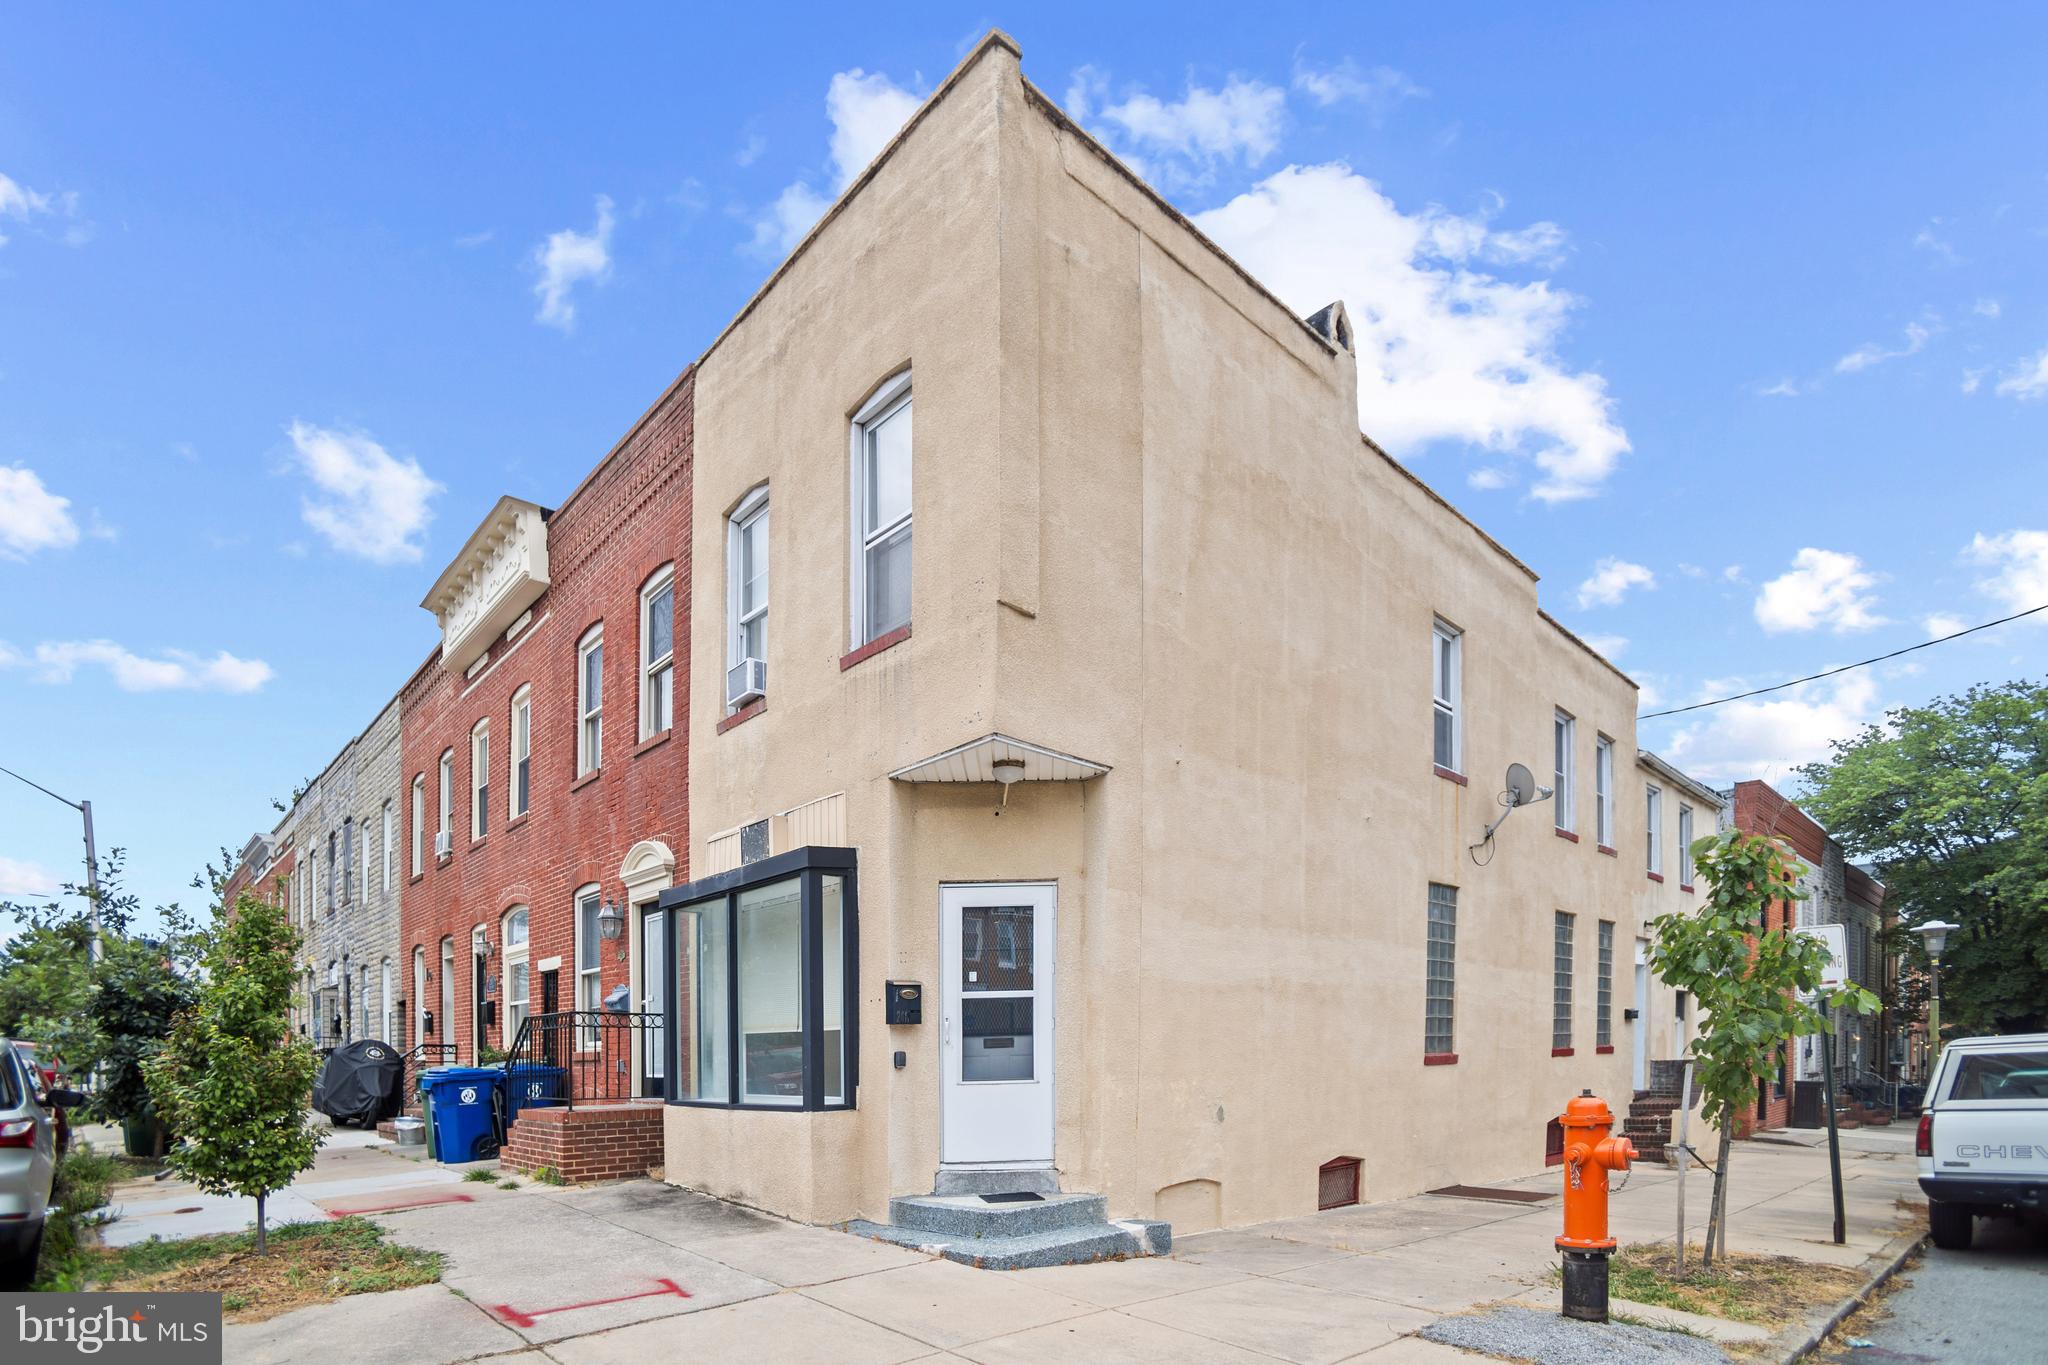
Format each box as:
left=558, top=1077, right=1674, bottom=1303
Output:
left=1633, top=938, right=1651, bottom=1091
left=640, top=909, right=666, bottom=1083
left=940, top=883, right=1055, bottom=1166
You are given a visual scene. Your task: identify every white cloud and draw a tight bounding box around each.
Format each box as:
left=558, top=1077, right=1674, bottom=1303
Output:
left=1923, top=613, right=1967, bottom=638
left=1291, top=57, right=1426, bottom=116
left=1912, top=223, right=1959, bottom=265
left=1576, top=557, right=1655, bottom=609
left=1965, top=529, right=2048, bottom=611
left=1194, top=163, right=1628, bottom=501
left=1068, top=67, right=1286, bottom=182
left=22, top=639, right=273, bottom=693
left=285, top=421, right=442, bottom=564
left=1835, top=320, right=1931, bottom=374
left=532, top=195, right=614, bottom=330
left=1722, top=564, right=1746, bottom=584
left=1753, top=548, right=1886, bottom=634
left=0, top=464, right=81, bottom=559
left=0, top=855, right=61, bottom=899
left=750, top=68, right=922, bottom=258
left=735, top=132, right=767, bottom=167
left=0, top=170, right=86, bottom=247
left=1579, top=632, right=1628, bottom=659
left=1993, top=349, right=2048, bottom=401
left=1759, top=377, right=1805, bottom=398
left=1666, top=673, right=1879, bottom=782
left=1974, top=298, right=2001, bottom=319
left=455, top=229, right=495, bottom=249
left=1466, top=466, right=1513, bottom=491
left=1961, top=368, right=1986, bottom=395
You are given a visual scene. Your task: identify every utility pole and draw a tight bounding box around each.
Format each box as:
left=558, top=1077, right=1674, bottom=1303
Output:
left=0, top=762, right=103, bottom=959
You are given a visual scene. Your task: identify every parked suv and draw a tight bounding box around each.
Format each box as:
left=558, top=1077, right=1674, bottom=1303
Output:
left=1, top=1039, right=86, bottom=1289
left=1916, top=1032, right=2048, bottom=1250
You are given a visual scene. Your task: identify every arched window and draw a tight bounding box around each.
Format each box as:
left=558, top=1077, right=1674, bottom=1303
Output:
left=640, top=565, right=675, bottom=738
left=470, top=719, right=491, bottom=841
left=502, top=906, right=530, bottom=1046
left=438, top=936, right=456, bottom=1059
left=380, top=957, right=393, bottom=1044
left=510, top=685, right=533, bottom=820
left=410, top=775, right=426, bottom=876
left=577, top=625, right=604, bottom=774
left=471, top=925, right=490, bottom=1057
left=412, top=946, right=427, bottom=1045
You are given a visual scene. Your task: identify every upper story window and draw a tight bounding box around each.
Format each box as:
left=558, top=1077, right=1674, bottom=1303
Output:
left=1678, top=804, right=1696, bottom=887
left=851, top=371, right=912, bottom=648
left=578, top=625, right=604, bottom=775
left=641, top=566, right=675, bottom=738
left=359, top=814, right=371, bottom=898
left=437, top=749, right=454, bottom=851
left=1431, top=618, right=1462, bottom=773
left=471, top=720, right=490, bottom=841
left=381, top=799, right=394, bottom=891
left=326, top=833, right=337, bottom=908
left=1553, top=710, right=1576, bottom=832
left=340, top=819, right=353, bottom=904
left=510, top=685, right=532, bottom=819
left=410, top=775, right=425, bottom=876
left=1594, top=735, right=1615, bottom=848
left=727, top=488, right=769, bottom=708
left=1646, top=784, right=1663, bottom=875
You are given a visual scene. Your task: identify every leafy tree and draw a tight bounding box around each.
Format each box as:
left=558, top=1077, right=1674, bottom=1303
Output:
left=1651, top=829, right=1878, bottom=1267
left=91, top=935, right=200, bottom=1147
left=1798, top=680, right=2048, bottom=1037
left=146, top=890, right=322, bottom=1253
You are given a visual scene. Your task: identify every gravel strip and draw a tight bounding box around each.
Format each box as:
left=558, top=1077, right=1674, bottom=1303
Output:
left=1422, top=1303, right=1729, bottom=1364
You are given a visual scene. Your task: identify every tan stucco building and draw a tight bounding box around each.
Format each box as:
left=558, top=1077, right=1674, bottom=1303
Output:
left=650, top=32, right=1716, bottom=1235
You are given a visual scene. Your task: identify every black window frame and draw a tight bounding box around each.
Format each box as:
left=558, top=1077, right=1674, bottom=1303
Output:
left=657, top=845, right=859, bottom=1112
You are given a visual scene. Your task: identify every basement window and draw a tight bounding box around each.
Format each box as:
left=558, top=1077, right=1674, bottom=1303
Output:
left=1318, top=1156, right=1362, bottom=1211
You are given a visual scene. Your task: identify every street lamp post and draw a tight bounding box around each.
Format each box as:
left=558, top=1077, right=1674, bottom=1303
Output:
left=0, top=762, right=104, bottom=960
left=1914, top=920, right=1961, bottom=1074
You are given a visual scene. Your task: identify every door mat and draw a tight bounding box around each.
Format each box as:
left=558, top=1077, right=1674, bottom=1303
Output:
left=979, top=1192, right=1046, bottom=1203
left=1426, top=1184, right=1554, bottom=1204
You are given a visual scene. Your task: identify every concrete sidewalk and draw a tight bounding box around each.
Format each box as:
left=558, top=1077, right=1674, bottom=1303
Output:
left=222, top=1137, right=1923, bottom=1364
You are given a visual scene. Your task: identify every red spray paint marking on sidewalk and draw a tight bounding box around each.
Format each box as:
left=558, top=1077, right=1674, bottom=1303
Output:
left=491, top=1278, right=691, bottom=1329
left=323, top=1192, right=476, bottom=1217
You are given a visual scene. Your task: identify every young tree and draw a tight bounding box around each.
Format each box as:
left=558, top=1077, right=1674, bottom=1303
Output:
left=1651, top=829, right=1878, bottom=1267
left=146, top=890, right=322, bottom=1253
left=1798, top=680, right=2048, bottom=1037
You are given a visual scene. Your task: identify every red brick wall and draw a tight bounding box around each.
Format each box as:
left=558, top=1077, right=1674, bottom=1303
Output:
left=398, top=369, right=694, bottom=1066
left=1729, top=779, right=1810, bottom=1132
left=501, top=1103, right=665, bottom=1183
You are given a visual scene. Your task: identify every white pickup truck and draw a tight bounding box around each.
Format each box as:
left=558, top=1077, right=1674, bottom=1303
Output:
left=1917, top=1032, right=2048, bottom=1249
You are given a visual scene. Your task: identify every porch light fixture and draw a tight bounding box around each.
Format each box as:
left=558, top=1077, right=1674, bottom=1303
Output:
left=992, top=757, right=1026, bottom=809
left=598, top=896, right=625, bottom=941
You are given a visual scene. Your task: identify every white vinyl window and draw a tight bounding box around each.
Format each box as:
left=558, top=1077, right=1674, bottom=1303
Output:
left=412, top=946, right=426, bottom=1045
left=575, top=885, right=602, bottom=1047
left=1679, top=805, right=1696, bottom=887
left=641, top=567, right=675, bottom=738
left=471, top=721, right=490, bottom=841
left=1431, top=619, right=1462, bottom=773
left=1553, top=710, right=1576, bottom=832
left=437, top=749, right=453, bottom=852
left=410, top=775, right=425, bottom=876
left=578, top=626, right=603, bottom=774
left=1595, top=736, right=1615, bottom=848
left=380, top=957, right=392, bottom=1044
left=727, top=488, right=769, bottom=684
left=502, top=906, right=530, bottom=1047
left=359, top=814, right=371, bottom=899
left=850, top=371, right=912, bottom=648
left=1646, top=784, right=1663, bottom=874
left=510, top=686, right=532, bottom=819
left=381, top=800, right=394, bottom=891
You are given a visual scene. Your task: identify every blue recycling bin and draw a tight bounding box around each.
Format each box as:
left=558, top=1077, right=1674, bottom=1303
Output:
left=501, top=1062, right=566, bottom=1121
left=418, top=1066, right=503, bottom=1163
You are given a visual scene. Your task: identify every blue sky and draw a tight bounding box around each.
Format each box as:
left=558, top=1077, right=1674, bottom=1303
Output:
left=3, top=6, right=2044, bottom=926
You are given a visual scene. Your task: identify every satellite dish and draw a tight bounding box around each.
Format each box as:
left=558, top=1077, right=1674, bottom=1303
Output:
left=1505, top=763, right=1538, bottom=807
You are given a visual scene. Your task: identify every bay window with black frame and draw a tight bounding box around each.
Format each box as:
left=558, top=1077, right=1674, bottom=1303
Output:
left=657, top=847, right=858, bottom=1111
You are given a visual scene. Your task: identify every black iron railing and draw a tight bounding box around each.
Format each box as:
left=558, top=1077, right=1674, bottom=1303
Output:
left=503, top=1010, right=661, bottom=1111
left=401, top=1042, right=457, bottom=1103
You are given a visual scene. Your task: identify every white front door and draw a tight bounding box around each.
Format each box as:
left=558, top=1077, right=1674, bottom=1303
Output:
left=940, top=883, right=1055, bottom=1166
left=639, top=907, right=665, bottom=1083
left=1632, top=938, right=1651, bottom=1091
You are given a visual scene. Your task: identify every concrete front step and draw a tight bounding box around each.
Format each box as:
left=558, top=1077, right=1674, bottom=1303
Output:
left=932, top=1166, right=1062, bottom=1197
left=845, top=1215, right=1170, bottom=1271
left=888, top=1192, right=1107, bottom=1240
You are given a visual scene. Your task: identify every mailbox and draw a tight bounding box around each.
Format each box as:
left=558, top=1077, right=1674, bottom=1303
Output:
left=886, top=981, right=923, bottom=1025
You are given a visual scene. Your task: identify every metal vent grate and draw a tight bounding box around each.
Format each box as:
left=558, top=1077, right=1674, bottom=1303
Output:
left=1318, top=1156, right=1361, bottom=1210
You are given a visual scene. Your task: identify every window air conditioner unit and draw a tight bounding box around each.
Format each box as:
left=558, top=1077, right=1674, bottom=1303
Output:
left=726, top=657, right=767, bottom=708
left=434, top=830, right=452, bottom=858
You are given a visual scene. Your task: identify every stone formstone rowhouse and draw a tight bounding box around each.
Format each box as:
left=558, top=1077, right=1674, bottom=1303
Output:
left=398, top=370, right=692, bottom=1175
left=270, top=694, right=405, bottom=1051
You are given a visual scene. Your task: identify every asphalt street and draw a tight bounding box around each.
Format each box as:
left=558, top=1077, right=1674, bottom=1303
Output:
left=1825, top=1215, right=2048, bottom=1363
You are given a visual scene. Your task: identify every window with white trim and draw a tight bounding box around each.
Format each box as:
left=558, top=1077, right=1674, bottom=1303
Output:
left=510, top=686, right=532, bottom=819
left=641, top=566, right=675, bottom=738
left=575, top=885, right=602, bottom=1046
left=1554, top=710, right=1576, bottom=832
left=1596, top=920, right=1614, bottom=1048
left=1553, top=912, right=1575, bottom=1050
left=471, top=720, right=490, bottom=840
left=502, top=906, right=530, bottom=1046
left=381, top=800, right=394, bottom=891
left=437, top=749, right=453, bottom=851
left=359, top=813, right=370, bottom=899
left=1678, top=805, right=1696, bottom=886
left=410, top=775, right=425, bottom=876
left=727, top=489, right=769, bottom=698
left=1425, top=883, right=1457, bottom=1056
left=850, top=371, right=912, bottom=647
left=326, top=833, right=336, bottom=908
left=577, top=626, right=603, bottom=775
left=1646, top=784, right=1663, bottom=875
left=1431, top=619, right=1462, bottom=772
left=1595, top=735, right=1615, bottom=848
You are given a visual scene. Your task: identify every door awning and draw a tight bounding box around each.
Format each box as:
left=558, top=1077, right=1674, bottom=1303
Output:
left=888, top=733, right=1110, bottom=784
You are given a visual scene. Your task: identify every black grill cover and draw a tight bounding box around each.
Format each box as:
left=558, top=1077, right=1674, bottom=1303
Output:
left=312, top=1040, right=404, bottom=1128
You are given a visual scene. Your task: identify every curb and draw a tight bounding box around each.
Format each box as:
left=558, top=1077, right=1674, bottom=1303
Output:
left=1773, top=1227, right=1928, bottom=1363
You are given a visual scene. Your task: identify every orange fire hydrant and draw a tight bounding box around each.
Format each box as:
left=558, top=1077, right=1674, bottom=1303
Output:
left=1555, top=1090, right=1637, bottom=1322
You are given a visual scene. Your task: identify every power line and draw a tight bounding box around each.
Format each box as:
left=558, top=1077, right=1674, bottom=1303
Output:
left=1639, top=601, right=2048, bottom=721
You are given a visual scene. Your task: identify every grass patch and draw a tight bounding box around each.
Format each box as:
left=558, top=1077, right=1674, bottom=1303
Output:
left=461, top=1167, right=499, bottom=1183
left=530, top=1165, right=566, bottom=1186
left=90, top=1218, right=442, bottom=1323
left=497, top=1179, right=519, bottom=1190
left=29, top=1145, right=124, bottom=1290
left=1586, top=1243, right=1861, bottom=1327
